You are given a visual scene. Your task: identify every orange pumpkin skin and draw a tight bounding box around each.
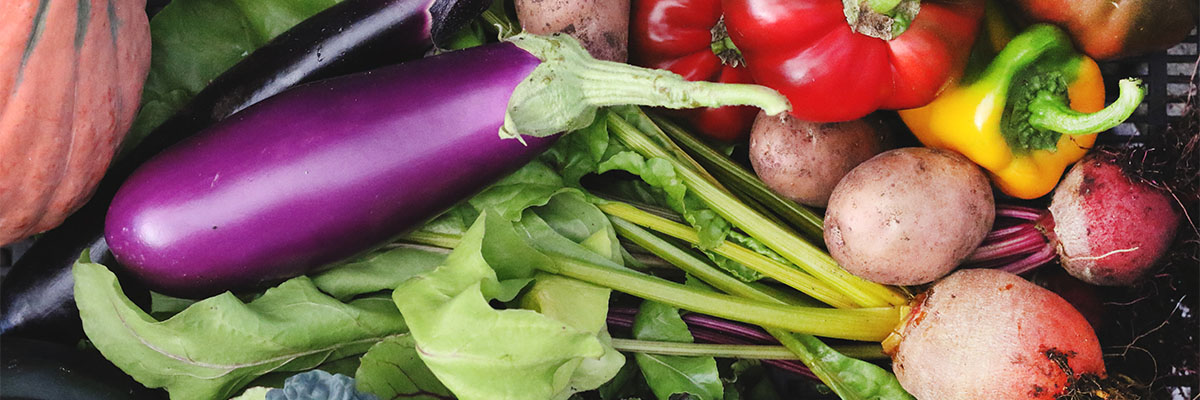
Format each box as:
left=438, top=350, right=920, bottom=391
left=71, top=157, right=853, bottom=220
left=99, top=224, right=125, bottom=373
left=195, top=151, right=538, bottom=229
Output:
left=0, top=0, right=151, bottom=245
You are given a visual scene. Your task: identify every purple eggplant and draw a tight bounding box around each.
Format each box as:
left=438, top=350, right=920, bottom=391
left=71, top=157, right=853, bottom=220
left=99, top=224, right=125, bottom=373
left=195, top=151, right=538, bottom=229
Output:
left=105, top=34, right=790, bottom=297
left=1, top=0, right=489, bottom=340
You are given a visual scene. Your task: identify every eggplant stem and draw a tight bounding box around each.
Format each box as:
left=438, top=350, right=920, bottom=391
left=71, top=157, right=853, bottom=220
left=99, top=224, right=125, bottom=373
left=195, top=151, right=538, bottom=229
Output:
left=501, top=34, right=790, bottom=139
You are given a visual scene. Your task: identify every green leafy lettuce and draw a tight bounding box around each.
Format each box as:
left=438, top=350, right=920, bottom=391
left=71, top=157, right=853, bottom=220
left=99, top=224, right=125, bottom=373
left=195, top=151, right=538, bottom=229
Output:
left=388, top=203, right=624, bottom=398
left=354, top=335, right=453, bottom=399
left=632, top=301, right=722, bottom=400
left=74, top=255, right=407, bottom=400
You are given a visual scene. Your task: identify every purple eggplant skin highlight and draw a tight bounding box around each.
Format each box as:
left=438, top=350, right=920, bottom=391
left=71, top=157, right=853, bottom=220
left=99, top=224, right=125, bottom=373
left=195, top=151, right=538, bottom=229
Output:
left=105, top=34, right=790, bottom=297
left=106, top=43, right=551, bottom=297
left=0, top=0, right=491, bottom=340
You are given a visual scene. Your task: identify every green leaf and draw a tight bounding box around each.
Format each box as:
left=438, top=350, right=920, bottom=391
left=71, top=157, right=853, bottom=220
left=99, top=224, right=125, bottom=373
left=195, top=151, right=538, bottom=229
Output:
left=231, top=387, right=272, bottom=400
left=148, top=291, right=198, bottom=319
left=125, top=0, right=341, bottom=151
left=390, top=212, right=616, bottom=400
left=74, top=260, right=407, bottom=400
left=541, top=116, right=615, bottom=186
left=519, top=274, right=625, bottom=399
left=595, top=151, right=763, bottom=282
left=513, top=194, right=626, bottom=270
left=311, top=244, right=449, bottom=301
left=632, top=301, right=723, bottom=400
left=354, top=335, right=452, bottom=400
left=783, top=334, right=914, bottom=400
left=468, top=161, right=570, bottom=221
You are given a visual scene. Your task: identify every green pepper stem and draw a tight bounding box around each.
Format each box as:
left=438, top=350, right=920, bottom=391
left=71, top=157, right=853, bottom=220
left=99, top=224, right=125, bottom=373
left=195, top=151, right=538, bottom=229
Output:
left=978, top=24, right=1074, bottom=90
left=1028, top=78, right=1146, bottom=135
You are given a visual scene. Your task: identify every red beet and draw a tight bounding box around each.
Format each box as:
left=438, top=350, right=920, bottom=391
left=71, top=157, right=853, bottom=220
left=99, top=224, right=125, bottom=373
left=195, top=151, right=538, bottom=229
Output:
left=1042, top=155, right=1182, bottom=286
left=886, top=269, right=1106, bottom=399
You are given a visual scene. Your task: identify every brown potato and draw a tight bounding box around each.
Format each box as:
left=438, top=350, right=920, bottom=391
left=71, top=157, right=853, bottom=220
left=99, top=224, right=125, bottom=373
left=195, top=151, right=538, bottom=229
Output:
left=515, top=0, right=629, bottom=62
left=748, top=111, right=891, bottom=208
left=823, top=147, right=994, bottom=285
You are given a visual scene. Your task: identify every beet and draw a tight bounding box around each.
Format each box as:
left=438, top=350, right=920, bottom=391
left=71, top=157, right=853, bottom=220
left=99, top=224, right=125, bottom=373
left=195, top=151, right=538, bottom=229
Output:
left=1042, top=155, right=1182, bottom=286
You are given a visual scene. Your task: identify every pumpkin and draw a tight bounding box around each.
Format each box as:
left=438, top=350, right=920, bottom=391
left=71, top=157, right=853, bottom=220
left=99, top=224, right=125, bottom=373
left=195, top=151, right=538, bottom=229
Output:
left=1, top=0, right=151, bottom=245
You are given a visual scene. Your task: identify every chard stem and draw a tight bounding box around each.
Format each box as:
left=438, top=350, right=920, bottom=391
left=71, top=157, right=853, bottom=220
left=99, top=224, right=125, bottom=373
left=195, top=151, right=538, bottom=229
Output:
left=607, top=211, right=911, bottom=399
left=605, top=111, right=908, bottom=307
left=608, top=216, right=816, bottom=307
left=649, top=112, right=825, bottom=242
left=547, top=254, right=899, bottom=342
left=403, top=230, right=462, bottom=248
left=603, top=203, right=856, bottom=309
left=609, top=338, right=886, bottom=361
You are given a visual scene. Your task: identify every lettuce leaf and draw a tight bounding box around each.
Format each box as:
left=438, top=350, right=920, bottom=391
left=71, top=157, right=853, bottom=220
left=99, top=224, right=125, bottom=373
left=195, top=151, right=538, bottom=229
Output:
left=311, top=244, right=449, bottom=301
left=390, top=212, right=613, bottom=400
left=74, top=256, right=407, bottom=400
left=354, top=335, right=452, bottom=400
left=632, top=301, right=722, bottom=400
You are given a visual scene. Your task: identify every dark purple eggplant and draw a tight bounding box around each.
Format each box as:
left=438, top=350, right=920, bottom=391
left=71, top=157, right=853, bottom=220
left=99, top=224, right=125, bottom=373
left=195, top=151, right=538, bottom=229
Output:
left=105, top=34, right=790, bottom=297
left=0, top=337, right=168, bottom=399
left=0, top=0, right=490, bottom=341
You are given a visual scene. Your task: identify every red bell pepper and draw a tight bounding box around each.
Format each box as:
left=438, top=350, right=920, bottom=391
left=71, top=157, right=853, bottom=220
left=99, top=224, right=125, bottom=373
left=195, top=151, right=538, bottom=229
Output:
left=723, top=0, right=985, bottom=122
left=629, top=0, right=759, bottom=141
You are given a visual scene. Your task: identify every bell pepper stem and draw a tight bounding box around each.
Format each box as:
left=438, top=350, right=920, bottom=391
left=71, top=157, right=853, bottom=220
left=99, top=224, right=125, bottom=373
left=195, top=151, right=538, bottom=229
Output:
left=1028, top=78, right=1146, bottom=135
left=709, top=18, right=745, bottom=67
left=842, top=0, right=920, bottom=39
left=864, top=0, right=903, bottom=14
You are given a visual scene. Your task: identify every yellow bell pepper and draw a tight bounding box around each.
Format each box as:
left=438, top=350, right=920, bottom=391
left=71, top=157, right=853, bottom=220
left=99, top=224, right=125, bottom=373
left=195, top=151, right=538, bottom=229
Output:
left=899, top=24, right=1145, bottom=199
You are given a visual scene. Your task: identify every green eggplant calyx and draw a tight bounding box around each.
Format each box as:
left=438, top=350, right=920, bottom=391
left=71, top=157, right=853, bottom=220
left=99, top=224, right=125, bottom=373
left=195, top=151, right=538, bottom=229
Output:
left=500, top=34, right=790, bottom=140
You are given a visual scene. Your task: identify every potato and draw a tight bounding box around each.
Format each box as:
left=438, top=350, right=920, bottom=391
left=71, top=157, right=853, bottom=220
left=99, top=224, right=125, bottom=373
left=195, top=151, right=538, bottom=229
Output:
left=748, top=111, right=892, bottom=207
left=823, top=147, right=994, bottom=285
left=515, top=0, right=629, bottom=62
